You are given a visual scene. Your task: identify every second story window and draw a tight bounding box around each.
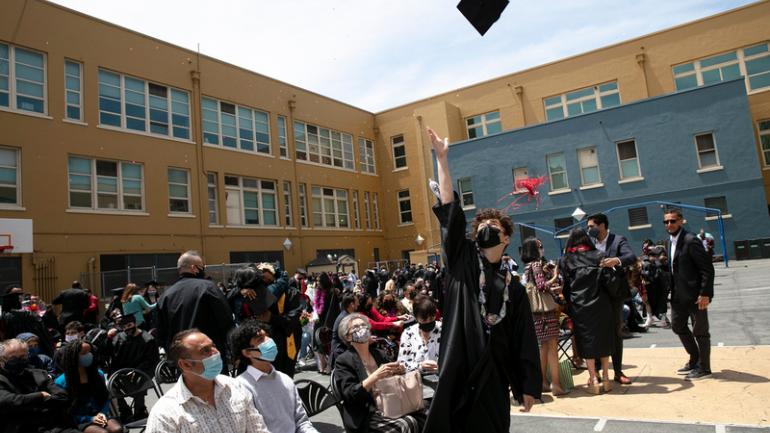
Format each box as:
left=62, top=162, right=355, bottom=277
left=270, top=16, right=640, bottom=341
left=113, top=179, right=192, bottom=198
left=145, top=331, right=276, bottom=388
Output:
left=202, top=97, right=270, bottom=154
left=359, top=138, right=376, bottom=174
left=391, top=135, right=407, bottom=169
left=544, top=81, right=620, bottom=121
left=547, top=152, right=569, bottom=192
left=466, top=111, right=501, bottom=139
left=68, top=156, right=144, bottom=211
left=293, top=121, right=354, bottom=170
left=1, top=43, right=46, bottom=114
left=673, top=42, right=770, bottom=93
left=64, top=60, right=83, bottom=121
left=168, top=168, right=191, bottom=214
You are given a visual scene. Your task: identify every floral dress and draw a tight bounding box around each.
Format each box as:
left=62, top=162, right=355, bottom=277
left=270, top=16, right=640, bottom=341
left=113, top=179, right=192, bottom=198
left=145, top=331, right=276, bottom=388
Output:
left=525, top=261, right=561, bottom=344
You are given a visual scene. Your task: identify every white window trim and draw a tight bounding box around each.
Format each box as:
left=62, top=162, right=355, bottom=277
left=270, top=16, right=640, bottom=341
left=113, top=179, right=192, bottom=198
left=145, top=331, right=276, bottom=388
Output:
left=96, top=125, right=195, bottom=145
left=277, top=115, right=290, bottom=160
left=0, top=106, right=52, bottom=120
left=352, top=190, right=361, bottom=230
left=358, top=137, right=377, bottom=175
left=225, top=176, right=279, bottom=227
left=616, top=139, right=643, bottom=181
left=64, top=59, right=83, bottom=122
left=65, top=209, right=149, bottom=217
left=577, top=147, right=602, bottom=187
left=200, top=96, right=272, bottom=155
left=546, top=152, right=569, bottom=192
left=282, top=181, right=293, bottom=227
left=579, top=183, right=605, bottom=191
left=457, top=177, right=475, bottom=210
left=372, top=192, right=381, bottom=230
left=547, top=189, right=571, bottom=196
left=168, top=168, right=192, bottom=214
left=628, top=224, right=653, bottom=231
left=672, top=42, right=770, bottom=95
left=0, top=43, right=48, bottom=115
left=397, top=189, right=412, bottom=225
left=207, top=172, right=219, bottom=226
left=759, top=120, right=770, bottom=167
left=298, top=183, right=309, bottom=228
left=694, top=132, right=722, bottom=171
left=0, top=146, right=21, bottom=208
left=391, top=135, right=408, bottom=170
left=68, top=156, right=145, bottom=212
left=62, top=118, right=88, bottom=126
left=465, top=111, right=501, bottom=139
left=363, top=191, right=372, bottom=230
left=168, top=213, right=196, bottom=218
left=544, top=81, right=620, bottom=120
left=512, top=167, right=529, bottom=193
left=293, top=120, right=355, bottom=171
left=203, top=143, right=275, bottom=158
left=311, top=186, right=350, bottom=229
left=697, top=166, right=724, bottom=174
left=705, top=214, right=732, bottom=221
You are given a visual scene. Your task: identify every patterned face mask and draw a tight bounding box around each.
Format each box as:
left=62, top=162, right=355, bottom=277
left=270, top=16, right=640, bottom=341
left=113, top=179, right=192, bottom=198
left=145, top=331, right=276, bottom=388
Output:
left=350, top=326, right=371, bottom=344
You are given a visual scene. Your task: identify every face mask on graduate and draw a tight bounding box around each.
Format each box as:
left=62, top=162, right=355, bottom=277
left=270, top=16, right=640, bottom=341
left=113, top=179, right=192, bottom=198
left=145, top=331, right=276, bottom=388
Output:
left=477, top=225, right=502, bottom=249
left=65, top=335, right=79, bottom=343
left=587, top=227, right=600, bottom=239
left=4, top=356, right=27, bottom=375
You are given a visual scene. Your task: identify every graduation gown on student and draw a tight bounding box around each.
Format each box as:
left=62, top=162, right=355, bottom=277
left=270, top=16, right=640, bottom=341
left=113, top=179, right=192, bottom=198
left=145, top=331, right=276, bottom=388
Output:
left=424, top=196, right=542, bottom=433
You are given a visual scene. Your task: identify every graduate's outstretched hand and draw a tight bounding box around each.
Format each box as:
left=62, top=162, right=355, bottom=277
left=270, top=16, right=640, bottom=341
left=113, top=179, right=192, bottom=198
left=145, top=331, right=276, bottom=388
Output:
left=427, top=127, right=448, bottom=160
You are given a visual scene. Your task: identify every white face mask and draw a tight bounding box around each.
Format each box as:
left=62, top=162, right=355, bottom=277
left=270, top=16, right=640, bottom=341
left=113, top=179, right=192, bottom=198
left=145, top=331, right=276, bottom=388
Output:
left=65, top=334, right=78, bottom=343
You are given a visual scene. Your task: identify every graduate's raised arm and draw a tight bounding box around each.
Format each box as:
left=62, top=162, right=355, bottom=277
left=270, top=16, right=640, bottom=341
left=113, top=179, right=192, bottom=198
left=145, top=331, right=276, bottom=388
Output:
left=427, top=127, right=453, bottom=205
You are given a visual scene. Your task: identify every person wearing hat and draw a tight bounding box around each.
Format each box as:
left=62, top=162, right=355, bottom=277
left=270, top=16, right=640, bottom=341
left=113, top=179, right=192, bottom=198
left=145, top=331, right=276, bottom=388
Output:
left=106, top=314, right=159, bottom=422
left=16, top=332, right=55, bottom=374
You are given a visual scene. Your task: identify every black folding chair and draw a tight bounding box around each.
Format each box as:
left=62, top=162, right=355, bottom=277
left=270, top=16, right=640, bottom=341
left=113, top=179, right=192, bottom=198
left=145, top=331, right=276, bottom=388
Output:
left=557, top=330, right=582, bottom=369
left=295, top=378, right=343, bottom=419
left=153, top=360, right=180, bottom=391
left=108, top=368, right=162, bottom=432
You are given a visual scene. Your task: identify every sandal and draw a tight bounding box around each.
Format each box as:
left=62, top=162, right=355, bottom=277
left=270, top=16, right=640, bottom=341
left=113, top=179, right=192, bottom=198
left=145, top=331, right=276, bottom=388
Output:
left=603, top=379, right=613, bottom=393
left=586, top=378, right=602, bottom=395
left=614, top=374, right=633, bottom=385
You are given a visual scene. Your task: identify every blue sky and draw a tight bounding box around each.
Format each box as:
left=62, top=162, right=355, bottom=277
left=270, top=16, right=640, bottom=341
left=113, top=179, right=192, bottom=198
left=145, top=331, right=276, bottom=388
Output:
left=50, top=0, right=755, bottom=112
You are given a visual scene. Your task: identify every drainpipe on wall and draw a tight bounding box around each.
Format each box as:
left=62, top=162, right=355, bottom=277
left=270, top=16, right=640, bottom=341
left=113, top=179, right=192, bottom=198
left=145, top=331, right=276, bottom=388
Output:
left=508, top=84, right=526, bottom=125
left=87, top=256, right=96, bottom=296
left=191, top=59, right=207, bottom=258
left=288, top=98, right=304, bottom=268
left=637, top=51, right=650, bottom=98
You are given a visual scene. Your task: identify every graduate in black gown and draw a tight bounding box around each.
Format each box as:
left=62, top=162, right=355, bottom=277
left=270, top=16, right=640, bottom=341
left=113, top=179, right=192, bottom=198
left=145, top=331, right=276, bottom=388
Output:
left=424, top=127, right=542, bottom=433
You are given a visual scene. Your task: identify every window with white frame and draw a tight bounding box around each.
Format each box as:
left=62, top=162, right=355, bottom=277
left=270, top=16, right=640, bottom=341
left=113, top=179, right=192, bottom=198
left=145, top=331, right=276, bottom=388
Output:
left=0, top=147, right=20, bottom=206
left=704, top=196, right=729, bottom=215
left=0, top=43, right=46, bottom=114
left=201, top=97, right=270, bottom=154
left=397, top=190, right=412, bottom=224
left=466, top=111, right=502, bottom=139
left=457, top=177, right=475, bottom=208
left=293, top=121, right=354, bottom=169
left=298, top=183, right=308, bottom=227
left=554, top=217, right=573, bottom=238
left=628, top=207, right=649, bottom=227
left=225, top=176, right=277, bottom=226
left=98, top=69, right=190, bottom=139
left=577, top=147, right=601, bottom=186
left=311, top=186, right=349, bottom=228
left=283, top=181, right=293, bottom=226
left=616, top=139, right=641, bottom=180
left=352, top=190, right=361, bottom=229
left=547, top=153, right=569, bottom=191
left=277, top=116, right=289, bottom=159
left=359, top=138, right=376, bottom=174
left=64, top=60, right=83, bottom=121
left=694, top=133, right=720, bottom=169
left=207, top=173, right=218, bottom=225
left=391, top=135, right=407, bottom=169
left=673, top=42, right=770, bottom=93
left=363, top=191, right=372, bottom=230
left=372, top=192, right=381, bottom=230
left=544, top=81, right=620, bottom=121
left=68, top=156, right=143, bottom=211
left=512, top=167, right=529, bottom=193
left=759, top=120, right=770, bottom=166
left=168, top=168, right=191, bottom=213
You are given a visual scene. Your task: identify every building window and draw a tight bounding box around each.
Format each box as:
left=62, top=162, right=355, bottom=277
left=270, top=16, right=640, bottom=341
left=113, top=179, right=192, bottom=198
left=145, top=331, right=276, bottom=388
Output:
left=458, top=177, right=475, bottom=209
left=0, top=147, right=20, bottom=206
left=352, top=191, right=361, bottom=229
left=547, top=153, right=569, bottom=191
left=512, top=167, right=529, bottom=193
left=397, top=190, right=412, bottom=224
left=364, top=191, right=372, bottom=230
left=760, top=120, right=770, bottom=166
left=616, top=139, right=641, bottom=180
left=293, top=121, right=354, bottom=169
left=466, top=111, right=502, bottom=139
left=68, top=156, right=143, bottom=211
left=554, top=217, right=573, bottom=238
left=519, top=223, right=536, bottom=244
left=298, top=183, right=308, bottom=227
left=359, top=138, right=376, bottom=174
left=64, top=60, right=82, bottom=121
left=201, top=97, right=270, bottom=154
left=0, top=43, right=46, bottom=114
left=225, top=176, right=277, bottom=226
left=544, top=81, right=620, bottom=121
left=283, top=181, right=293, bottom=226
left=673, top=42, right=770, bottom=93
left=372, top=192, right=381, bottom=230
left=391, top=135, right=407, bottom=169
left=704, top=196, right=729, bottom=215
left=628, top=207, right=649, bottom=227
left=577, top=147, right=601, bottom=186
left=168, top=168, right=191, bottom=213
left=207, top=173, right=218, bottom=225
left=311, top=186, right=349, bottom=228
left=694, top=133, right=720, bottom=169
left=98, top=69, right=190, bottom=140
left=277, top=116, right=289, bottom=159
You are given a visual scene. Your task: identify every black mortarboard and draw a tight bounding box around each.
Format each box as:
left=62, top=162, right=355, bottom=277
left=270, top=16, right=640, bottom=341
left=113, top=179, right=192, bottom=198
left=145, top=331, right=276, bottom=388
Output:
left=457, top=0, right=509, bottom=36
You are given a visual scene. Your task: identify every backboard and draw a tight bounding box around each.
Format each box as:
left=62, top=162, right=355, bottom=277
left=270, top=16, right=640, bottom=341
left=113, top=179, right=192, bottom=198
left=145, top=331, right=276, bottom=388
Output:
left=0, top=218, right=33, bottom=253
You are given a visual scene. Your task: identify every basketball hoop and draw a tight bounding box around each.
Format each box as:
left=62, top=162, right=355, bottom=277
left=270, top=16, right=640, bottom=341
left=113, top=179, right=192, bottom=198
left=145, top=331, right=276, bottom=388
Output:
left=0, top=245, right=13, bottom=254
left=0, top=234, right=13, bottom=253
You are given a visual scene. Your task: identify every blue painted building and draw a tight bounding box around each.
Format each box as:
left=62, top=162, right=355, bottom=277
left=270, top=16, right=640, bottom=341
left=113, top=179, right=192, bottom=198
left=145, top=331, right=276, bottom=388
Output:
left=442, top=79, right=770, bottom=259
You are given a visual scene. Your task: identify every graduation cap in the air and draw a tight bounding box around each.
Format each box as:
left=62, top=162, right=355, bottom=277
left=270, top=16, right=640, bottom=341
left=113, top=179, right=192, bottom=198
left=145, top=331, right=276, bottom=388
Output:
left=457, top=0, right=510, bottom=36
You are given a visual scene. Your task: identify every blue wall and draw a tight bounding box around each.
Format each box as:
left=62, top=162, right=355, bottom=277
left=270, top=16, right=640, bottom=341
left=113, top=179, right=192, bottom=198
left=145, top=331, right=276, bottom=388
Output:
left=442, top=79, right=770, bottom=259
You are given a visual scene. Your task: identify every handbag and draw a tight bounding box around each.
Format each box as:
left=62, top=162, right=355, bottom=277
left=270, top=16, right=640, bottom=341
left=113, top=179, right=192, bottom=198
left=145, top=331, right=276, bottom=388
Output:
left=374, top=370, right=424, bottom=418
left=525, top=268, right=559, bottom=313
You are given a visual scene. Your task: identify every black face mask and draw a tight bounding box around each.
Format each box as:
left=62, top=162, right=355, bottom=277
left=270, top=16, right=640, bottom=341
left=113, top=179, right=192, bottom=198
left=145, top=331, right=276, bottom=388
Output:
left=3, top=357, right=27, bottom=376
left=587, top=227, right=600, bottom=239
left=193, top=266, right=207, bottom=279
left=477, top=225, right=502, bottom=249
left=418, top=321, right=436, bottom=332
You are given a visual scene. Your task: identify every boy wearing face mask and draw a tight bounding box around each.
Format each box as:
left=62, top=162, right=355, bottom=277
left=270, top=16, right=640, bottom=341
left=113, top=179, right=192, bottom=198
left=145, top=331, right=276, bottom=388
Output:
left=424, top=127, right=542, bottom=433
left=231, top=320, right=319, bottom=433
left=106, top=315, right=159, bottom=422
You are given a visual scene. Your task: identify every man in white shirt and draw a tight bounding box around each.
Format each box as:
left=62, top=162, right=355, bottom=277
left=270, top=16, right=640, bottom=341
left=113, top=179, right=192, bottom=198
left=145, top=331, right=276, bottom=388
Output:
left=145, top=330, right=269, bottom=433
left=231, top=320, right=318, bottom=433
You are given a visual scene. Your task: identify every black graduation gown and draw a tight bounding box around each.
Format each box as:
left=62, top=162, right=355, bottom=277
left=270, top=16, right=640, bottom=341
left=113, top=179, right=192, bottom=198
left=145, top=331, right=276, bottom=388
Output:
left=560, top=251, right=614, bottom=359
left=424, top=196, right=542, bottom=433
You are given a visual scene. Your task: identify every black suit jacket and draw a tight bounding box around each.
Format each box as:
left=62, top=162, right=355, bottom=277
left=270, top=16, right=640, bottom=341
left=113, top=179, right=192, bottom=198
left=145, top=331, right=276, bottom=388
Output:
left=670, top=229, right=715, bottom=304
left=601, top=233, right=637, bottom=300
left=333, top=346, right=389, bottom=433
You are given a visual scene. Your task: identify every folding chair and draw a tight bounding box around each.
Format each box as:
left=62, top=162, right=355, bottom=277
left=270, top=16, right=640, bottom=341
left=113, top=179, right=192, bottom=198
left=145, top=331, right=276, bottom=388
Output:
left=295, top=378, right=343, bottom=419
left=557, top=330, right=582, bottom=369
left=108, top=368, right=162, bottom=432
left=153, top=360, right=180, bottom=391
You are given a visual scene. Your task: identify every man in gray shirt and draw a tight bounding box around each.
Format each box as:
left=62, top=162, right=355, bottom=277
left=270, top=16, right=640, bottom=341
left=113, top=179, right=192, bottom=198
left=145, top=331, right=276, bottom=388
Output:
left=231, top=320, right=318, bottom=433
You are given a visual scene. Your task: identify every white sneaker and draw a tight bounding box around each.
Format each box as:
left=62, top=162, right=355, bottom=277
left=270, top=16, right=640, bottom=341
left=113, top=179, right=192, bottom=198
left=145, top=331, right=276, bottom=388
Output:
left=643, top=315, right=653, bottom=328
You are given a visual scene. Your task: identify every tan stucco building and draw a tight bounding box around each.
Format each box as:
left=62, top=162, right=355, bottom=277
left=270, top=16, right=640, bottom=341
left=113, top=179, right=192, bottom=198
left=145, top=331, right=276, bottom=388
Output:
left=1, top=0, right=769, bottom=299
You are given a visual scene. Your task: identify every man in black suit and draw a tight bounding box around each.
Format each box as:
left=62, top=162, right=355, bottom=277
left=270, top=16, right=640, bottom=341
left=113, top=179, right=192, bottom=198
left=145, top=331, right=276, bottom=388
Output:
left=664, top=209, right=714, bottom=380
left=587, top=213, right=637, bottom=385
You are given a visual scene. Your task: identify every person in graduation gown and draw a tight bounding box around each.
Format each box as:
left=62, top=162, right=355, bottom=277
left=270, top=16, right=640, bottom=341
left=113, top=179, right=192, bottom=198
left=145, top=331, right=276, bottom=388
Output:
left=424, top=127, right=542, bottom=433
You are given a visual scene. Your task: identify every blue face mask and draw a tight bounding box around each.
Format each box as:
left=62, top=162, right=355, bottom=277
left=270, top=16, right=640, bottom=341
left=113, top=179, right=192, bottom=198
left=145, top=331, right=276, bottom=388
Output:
left=79, top=352, right=93, bottom=368
left=189, top=353, right=222, bottom=381
left=28, top=347, right=41, bottom=358
left=256, top=338, right=278, bottom=362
